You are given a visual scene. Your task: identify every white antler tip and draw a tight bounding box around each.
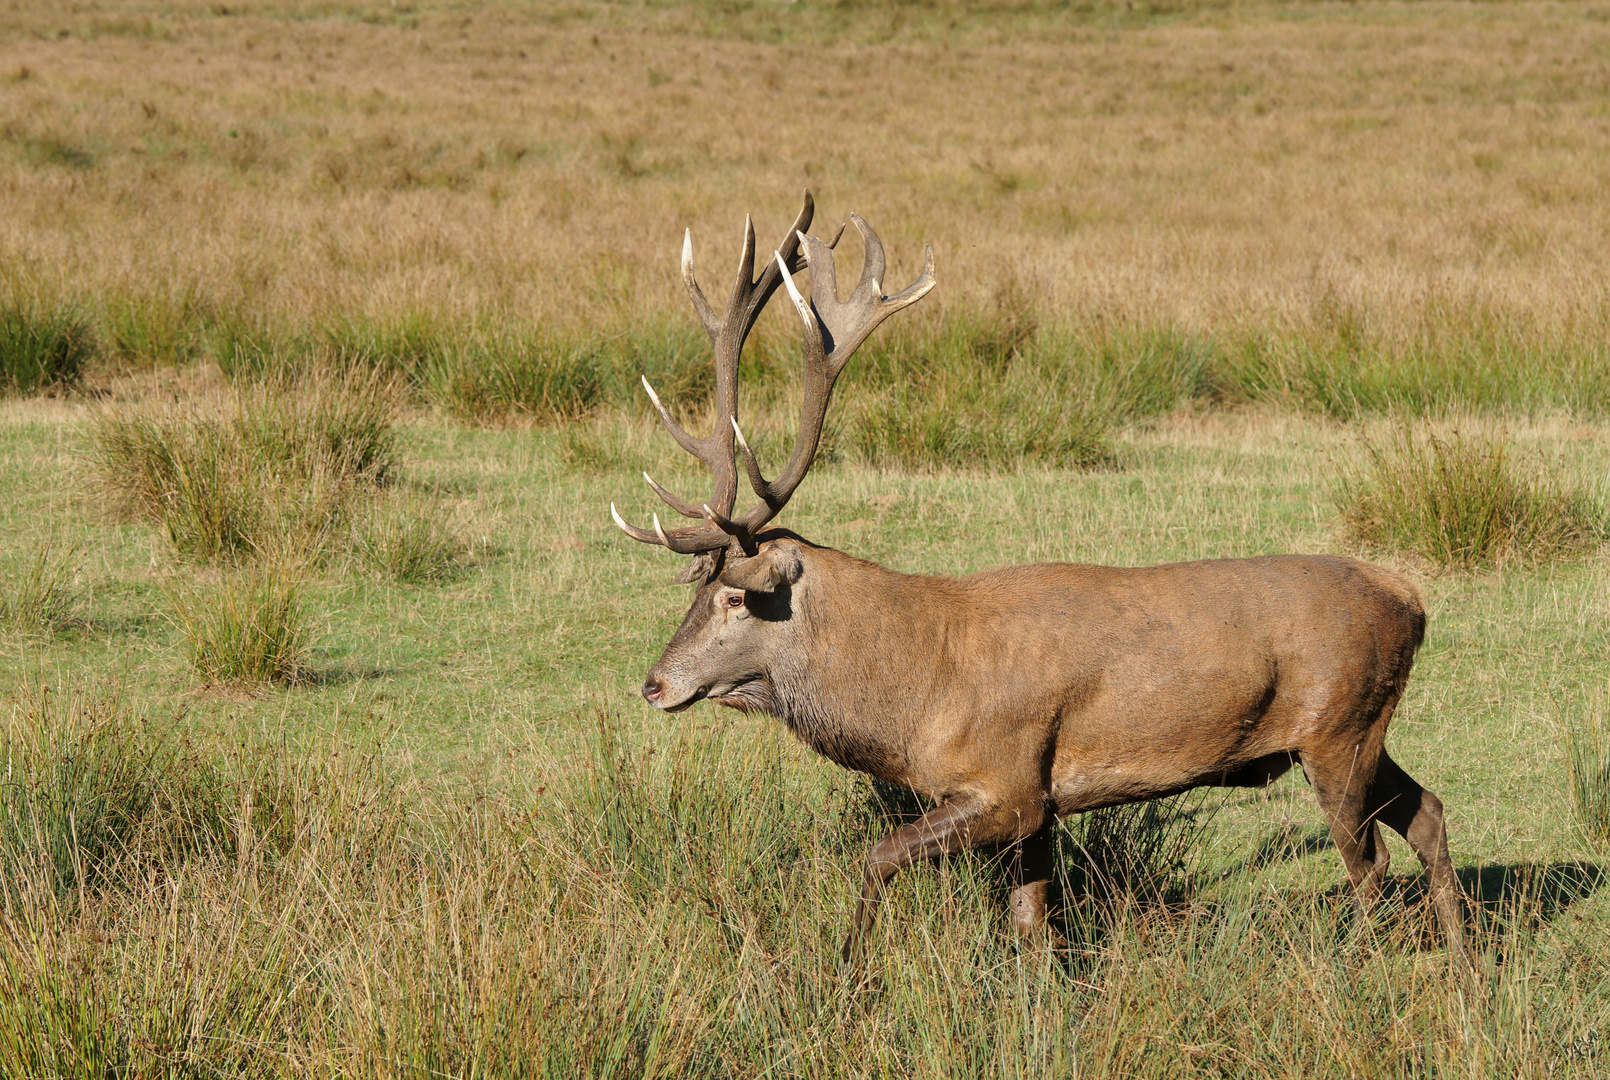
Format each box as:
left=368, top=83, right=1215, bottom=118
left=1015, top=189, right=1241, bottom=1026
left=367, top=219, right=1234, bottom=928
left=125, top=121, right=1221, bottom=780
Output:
left=609, top=503, right=627, bottom=530
left=640, top=375, right=665, bottom=410
left=681, top=229, right=694, bottom=273
left=652, top=513, right=670, bottom=545
left=775, top=251, right=813, bottom=326
left=730, top=416, right=751, bottom=450
left=642, top=471, right=656, bottom=488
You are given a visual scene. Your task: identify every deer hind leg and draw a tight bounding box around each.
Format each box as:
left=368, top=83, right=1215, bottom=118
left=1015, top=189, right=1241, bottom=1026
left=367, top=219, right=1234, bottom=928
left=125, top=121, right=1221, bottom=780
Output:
left=1304, top=741, right=1468, bottom=958
left=1368, top=751, right=1469, bottom=958
left=844, top=794, right=1044, bottom=966
left=1301, top=737, right=1393, bottom=902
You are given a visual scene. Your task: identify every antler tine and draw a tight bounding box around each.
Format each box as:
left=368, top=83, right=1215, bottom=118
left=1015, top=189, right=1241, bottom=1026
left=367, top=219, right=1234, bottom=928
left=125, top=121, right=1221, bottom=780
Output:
left=795, top=214, right=936, bottom=372
left=612, top=192, right=829, bottom=557
left=726, top=220, right=937, bottom=539
left=849, top=212, right=886, bottom=297
left=681, top=229, right=721, bottom=343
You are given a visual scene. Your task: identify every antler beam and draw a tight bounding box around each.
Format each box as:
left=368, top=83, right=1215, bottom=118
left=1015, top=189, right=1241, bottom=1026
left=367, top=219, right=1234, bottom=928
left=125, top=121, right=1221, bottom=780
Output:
left=611, top=192, right=934, bottom=563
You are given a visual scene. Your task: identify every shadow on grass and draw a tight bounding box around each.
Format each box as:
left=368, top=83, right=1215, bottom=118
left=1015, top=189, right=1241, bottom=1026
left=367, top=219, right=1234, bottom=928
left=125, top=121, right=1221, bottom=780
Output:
left=294, top=665, right=395, bottom=687
left=1225, top=823, right=1335, bottom=877
left=1310, top=860, right=1608, bottom=954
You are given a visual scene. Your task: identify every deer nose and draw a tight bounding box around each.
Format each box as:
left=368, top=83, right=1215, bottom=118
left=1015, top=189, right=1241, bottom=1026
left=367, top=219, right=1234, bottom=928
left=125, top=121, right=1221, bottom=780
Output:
left=641, top=678, right=663, bottom=706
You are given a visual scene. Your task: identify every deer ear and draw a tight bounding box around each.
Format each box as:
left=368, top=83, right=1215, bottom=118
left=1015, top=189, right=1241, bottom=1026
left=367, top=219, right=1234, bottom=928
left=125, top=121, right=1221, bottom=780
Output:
left=719, top=545, right=803, bottom=594
left=675, top=550, right=721, bottom=585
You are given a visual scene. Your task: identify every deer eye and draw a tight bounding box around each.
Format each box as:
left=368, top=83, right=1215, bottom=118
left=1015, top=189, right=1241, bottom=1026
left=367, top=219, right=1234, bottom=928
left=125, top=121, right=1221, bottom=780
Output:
left=725, top=594, right=744, bottom=608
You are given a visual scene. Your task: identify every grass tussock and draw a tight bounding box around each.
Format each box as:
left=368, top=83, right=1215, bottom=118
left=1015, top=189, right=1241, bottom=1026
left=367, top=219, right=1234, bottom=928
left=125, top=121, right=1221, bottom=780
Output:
left=0, top=683, right=231, bottom=906
left=351, top=491, right=475, bottom=585
left=87, top=370, right=403, bottom=563
left=0, top=543, right=79, bottom=637
left=1568, top=685, right=1610, bottom=851
left=835, top=295, right=1112, bottom=471
left=0, top=688, right=1601, bottom=1076
left=166, top=566, right=308, bottom=685
left=1334, top=426, right=1607, bottom=569
left=0, top=297, right=95, bottom=394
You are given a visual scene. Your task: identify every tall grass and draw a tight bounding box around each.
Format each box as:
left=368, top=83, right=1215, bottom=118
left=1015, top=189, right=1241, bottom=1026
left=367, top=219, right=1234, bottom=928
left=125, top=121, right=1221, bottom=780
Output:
left=87, top=370, right=402, bottom=563
left=0, top=688, right=1602, bottom=1076
left=0, top=298, right=95, bottom=394
left=1334, top=426, right=1607, bottom=569
left=351, top=491, right=474, bottom=585
left=0, top=543, right=78, bottom=637
left=166, top=567, right=309, bottom=685
left=1567, top=685, right=1610, bottom=851
left=0, top=684, right=231, bottom=905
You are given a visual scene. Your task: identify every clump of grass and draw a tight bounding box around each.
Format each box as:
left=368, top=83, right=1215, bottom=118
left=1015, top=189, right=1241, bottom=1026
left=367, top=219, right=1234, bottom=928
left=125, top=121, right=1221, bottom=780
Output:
left=835, top=295, right=1117, bottom=471
left=0, top=298, right=96, bottom=393
left=321, top=309, right=452, bottom=380
left=87, top=370, right=402, bottom=563
left=1334, top=426, right=1607, bottom=568
left=104, top=290, right=202, bottom=368
left=0, top=682, right=231, bottom=904
left=427, top=320, right=713, bottom=425
left=0, top=543, right=79, bottom=636
left=166, top=567, right=309, bottom=685
left=428, top=331, right=607, bottom=423
left=1061, top=793, right=1216, bottom=908
left=352, top=491, right=473, bottom=584
left=848, top=379, right=1115, bottom=471
left=1567, top=686, right=1610, bottom=850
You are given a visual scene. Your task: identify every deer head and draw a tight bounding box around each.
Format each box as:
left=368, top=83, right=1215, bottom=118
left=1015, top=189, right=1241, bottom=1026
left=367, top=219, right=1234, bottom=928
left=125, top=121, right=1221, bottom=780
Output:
left=609, top=192, right=936, bottom=712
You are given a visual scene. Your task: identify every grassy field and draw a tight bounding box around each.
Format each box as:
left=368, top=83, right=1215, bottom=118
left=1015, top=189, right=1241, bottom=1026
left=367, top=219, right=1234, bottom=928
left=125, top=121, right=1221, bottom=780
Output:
left=2, top=0, right=1610, bottom=1075
left=2, top=395, right=1608, bottom=1075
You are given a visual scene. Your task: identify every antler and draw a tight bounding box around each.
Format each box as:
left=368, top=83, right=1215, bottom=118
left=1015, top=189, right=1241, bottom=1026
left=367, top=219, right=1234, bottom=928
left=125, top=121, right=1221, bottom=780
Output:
left=727, top=214, right=935, bottom=537
left=611, top=194, right=935, bottom=563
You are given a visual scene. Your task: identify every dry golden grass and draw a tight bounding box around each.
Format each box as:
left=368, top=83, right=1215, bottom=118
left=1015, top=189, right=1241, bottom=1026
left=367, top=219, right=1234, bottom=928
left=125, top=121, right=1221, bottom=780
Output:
left=2, top=0, right=1609, bottom=352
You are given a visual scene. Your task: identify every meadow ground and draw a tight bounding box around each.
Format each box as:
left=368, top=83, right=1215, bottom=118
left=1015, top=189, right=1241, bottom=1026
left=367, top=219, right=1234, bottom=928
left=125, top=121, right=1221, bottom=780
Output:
left=1, top=0, right=1610, bottom=1075
left=1, top=394, right=1607, bottom=1075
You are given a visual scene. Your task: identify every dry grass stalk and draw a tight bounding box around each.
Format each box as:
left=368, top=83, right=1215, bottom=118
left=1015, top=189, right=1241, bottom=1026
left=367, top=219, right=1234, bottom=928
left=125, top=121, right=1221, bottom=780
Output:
left=0, top=0, right=1608, bottom=387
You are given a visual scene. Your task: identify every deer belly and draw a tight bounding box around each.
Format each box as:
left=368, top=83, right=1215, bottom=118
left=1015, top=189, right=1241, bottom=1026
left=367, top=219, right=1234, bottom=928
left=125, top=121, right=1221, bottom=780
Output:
left=1047, top=666, right=1289, bottom=813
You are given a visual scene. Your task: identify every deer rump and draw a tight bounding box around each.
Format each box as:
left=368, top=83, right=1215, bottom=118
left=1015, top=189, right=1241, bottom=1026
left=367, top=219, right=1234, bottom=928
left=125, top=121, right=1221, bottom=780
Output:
left=611, top=192, right=1468, bottom=965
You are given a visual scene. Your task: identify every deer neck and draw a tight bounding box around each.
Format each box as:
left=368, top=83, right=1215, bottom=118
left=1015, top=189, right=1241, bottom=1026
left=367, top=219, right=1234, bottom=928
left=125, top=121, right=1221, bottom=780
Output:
left=759, top=548, right=957, bottom=783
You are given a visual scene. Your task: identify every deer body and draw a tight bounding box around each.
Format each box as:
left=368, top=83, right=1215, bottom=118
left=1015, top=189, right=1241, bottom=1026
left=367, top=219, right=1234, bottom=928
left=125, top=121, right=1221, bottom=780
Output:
left=611, top=193, right=1467, bottom=964
left=689, top=543, right=1419, bottom=809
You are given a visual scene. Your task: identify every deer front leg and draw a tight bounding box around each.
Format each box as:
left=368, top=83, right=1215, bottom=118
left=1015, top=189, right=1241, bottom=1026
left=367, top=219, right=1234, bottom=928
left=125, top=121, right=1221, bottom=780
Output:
left=843, top=794, right=1044, bottom=966
left=1009, top=824, right=1053, bottom=940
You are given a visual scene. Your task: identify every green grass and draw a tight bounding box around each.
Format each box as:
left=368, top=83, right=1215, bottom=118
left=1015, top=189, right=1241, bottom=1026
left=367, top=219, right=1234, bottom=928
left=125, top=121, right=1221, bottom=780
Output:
left=86, top=372, right=402, bottom=563
left=1334, top=425, right=1608, bottom=569
left=103, top=289, right=204, bottom=368
left=1, top=397, right=1607, bottom=1075
left=0, top=543, right=79, bottom=637
left=166, top=566, right=309, bottom=685
left=1568, top=686, right=1610, bottom=852
left=0, top=682, right=231, bottom=905
left=0, top=297, right=95, bottom=394
left=351, top=490, right=475, bottom=585
left=0, top=685, right=1604, bottom=1076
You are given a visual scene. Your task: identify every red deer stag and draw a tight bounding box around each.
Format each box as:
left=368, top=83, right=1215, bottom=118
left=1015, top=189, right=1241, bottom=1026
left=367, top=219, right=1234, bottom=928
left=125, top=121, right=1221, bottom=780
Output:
left=610, top=191, right=1467, bottom=964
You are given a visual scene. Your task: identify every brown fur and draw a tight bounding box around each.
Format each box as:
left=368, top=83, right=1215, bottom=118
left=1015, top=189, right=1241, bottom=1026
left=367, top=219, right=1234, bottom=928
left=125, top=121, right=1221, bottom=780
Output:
left=641, top=533, right=1468, bottom=964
